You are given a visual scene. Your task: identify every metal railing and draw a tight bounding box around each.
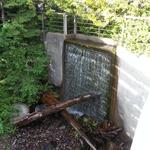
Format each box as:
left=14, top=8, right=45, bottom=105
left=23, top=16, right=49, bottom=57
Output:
left=44, top=12, right=113, bottom=38
left=45, top=13, right=64, bottom=33
left=44, top=13, right=74, bottom=34
left=76, top=16, right=113, bottom=38
left=44, top=13, right=150, bottom=55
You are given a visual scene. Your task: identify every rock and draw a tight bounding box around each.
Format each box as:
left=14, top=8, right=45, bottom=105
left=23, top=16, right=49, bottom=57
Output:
left=12, top=103, right=29, bottom=122
left=35, top=104, right=49, bottom=112
left=59, top=126, right=66, bottom=130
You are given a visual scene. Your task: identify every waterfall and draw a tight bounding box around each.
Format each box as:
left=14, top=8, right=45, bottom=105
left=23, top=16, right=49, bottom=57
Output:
left=63, top=40, right=115, bottom=121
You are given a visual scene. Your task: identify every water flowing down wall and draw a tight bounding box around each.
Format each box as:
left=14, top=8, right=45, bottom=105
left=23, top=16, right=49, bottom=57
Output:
left=63, top=40, right=116, bottom=121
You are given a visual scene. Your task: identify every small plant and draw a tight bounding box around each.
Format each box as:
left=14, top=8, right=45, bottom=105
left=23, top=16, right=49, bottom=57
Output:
left=77, top=115, right=98, bottom=133
left=74, top=131, right=80, bottom=139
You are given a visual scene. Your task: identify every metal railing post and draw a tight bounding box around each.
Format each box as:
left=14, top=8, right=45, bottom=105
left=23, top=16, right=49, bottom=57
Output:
left=74, top=15, right=77, bottom=34
left=63, top=13, right=67, bottom=35
left=98, top=27, right=100, bottom=37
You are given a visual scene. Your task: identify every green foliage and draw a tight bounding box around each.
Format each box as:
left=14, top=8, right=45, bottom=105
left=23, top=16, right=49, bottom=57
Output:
left=0, top=105, right=15, bottom=134
left=77, top=115, right=98, bottom=133
left=0, top=0, right=49, bottom=134
left=122, top=18, right=150, bottom=55
left=47, top=0, right=150, bottom=55
left=0, top=0, right=149, bottom=135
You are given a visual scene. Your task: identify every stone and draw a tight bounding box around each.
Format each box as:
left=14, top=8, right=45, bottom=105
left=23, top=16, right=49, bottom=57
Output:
left=12, top=103, right=29, bottom=122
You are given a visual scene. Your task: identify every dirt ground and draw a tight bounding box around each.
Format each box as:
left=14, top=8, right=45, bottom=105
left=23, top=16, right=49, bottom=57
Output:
left=0, top=113, right=132, bottom=150
left=0, top=114, right=82, bottom=150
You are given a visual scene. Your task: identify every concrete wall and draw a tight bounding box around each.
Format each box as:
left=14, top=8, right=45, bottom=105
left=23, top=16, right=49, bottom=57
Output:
left=45, top=32, right=65, bottom=86
left=117, top=46, right=150, bottom=139
left=45, top=32, right=117, bottom=86
left=131, top=95, right=150, bottom=150
left=45, top=32, right=150, bottom=139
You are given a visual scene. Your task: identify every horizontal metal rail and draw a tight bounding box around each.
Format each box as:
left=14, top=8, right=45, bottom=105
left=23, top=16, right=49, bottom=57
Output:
left=125, top=16, right=150, bottom=20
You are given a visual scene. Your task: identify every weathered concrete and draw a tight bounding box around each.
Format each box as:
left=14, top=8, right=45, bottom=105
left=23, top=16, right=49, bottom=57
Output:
left=116, top=46, right=150, bottom=139
left=45, top=32, right=150, bottom=140
left=45, top=33, right=117, bottom=86
left=66, top=34, right=117, bottom=46
left=45, top=32, right=66, bottom=86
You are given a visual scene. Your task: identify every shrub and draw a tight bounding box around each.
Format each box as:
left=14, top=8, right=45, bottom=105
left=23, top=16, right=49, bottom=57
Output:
left=0, top=0, right=49, bottom=134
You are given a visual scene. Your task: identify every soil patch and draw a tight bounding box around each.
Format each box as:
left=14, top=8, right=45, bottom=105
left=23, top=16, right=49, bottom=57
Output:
left=0, top=114, right=81, bottom=150
left=0, top=114, right=132, bottom=150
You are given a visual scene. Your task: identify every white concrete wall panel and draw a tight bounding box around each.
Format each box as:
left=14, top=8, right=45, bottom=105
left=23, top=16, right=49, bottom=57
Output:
left=117, top=46, right=150, bottom=138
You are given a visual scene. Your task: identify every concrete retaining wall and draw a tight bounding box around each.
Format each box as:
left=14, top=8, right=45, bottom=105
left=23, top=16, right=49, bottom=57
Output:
left=131, top=95, right=150, bottom=150
left=45, top=32, right=150, bottom=139
left=45, top=33, right=117, bottom=86
left=45, top=32, right=65, bottom=86
left=117, top=46, right=150, bottom=138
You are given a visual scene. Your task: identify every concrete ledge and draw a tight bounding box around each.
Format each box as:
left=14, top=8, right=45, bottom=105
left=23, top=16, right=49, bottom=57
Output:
left=66, top=34, right=117, bottom=47
left=75, top=34, right=117, bottom=47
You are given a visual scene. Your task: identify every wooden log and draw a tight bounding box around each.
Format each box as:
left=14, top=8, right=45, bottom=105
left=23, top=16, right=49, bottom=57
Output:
left=42, top=93, right=97, bottom=150
left=14, top=94, right=93, bottom=127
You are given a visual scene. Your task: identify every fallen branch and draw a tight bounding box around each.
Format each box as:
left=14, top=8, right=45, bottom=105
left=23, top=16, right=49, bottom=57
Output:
left=14, top=94, right=94, bottom=127
left=42, top=93, right=97, bottom=150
